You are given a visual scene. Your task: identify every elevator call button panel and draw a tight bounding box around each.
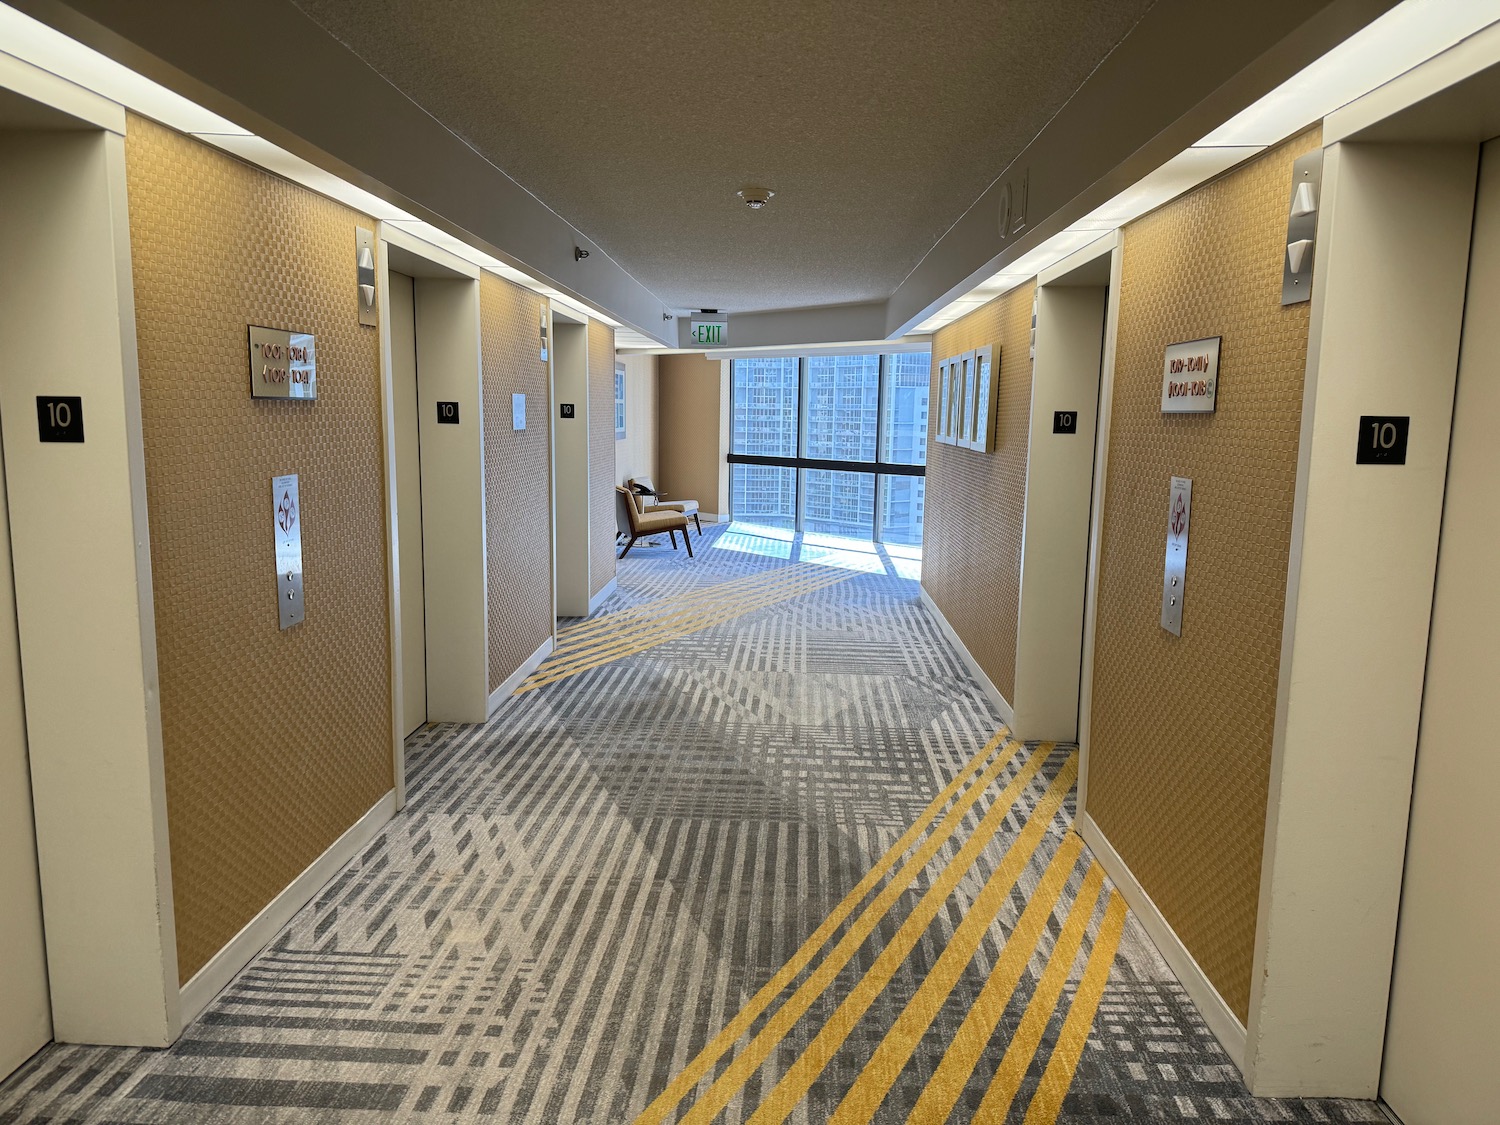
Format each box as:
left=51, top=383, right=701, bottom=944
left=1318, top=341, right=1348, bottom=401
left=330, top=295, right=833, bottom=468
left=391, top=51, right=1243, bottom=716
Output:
left=273, top=474, right=305, bottom=630
left=1161, top=476, right=1192, bottom=636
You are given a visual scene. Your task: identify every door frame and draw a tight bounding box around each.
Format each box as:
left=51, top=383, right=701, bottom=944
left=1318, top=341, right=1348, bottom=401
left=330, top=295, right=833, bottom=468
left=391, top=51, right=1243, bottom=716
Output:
left=0, top=65, right=180, bottom=1047
left=377, top=224, right=489, bottom=805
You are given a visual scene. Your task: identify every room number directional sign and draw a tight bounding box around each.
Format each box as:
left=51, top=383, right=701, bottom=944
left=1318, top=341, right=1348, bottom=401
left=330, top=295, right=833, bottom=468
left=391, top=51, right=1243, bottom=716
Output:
left=248, top=326, right=317, bottom=400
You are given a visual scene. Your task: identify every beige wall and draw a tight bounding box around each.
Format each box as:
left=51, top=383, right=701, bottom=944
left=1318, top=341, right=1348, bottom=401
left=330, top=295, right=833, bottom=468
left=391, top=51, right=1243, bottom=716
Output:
left=481, top=274, right=554, bottom=691
left=588, top=319, right=617, bottom=597
left=1087, top=127, right=1319, bottom=1022
left=658, top=353, right=728, bottom=518
left=124, top=116, right=392, bottom=983
left=923, top=284, right=1036, bottom=705
left=615, top=353, right=658, bottom=486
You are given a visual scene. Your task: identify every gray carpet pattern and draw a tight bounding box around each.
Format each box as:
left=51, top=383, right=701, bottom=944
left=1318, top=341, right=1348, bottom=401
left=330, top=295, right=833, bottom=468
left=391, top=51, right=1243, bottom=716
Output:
left=0, top=525, right=1387, bottom=1123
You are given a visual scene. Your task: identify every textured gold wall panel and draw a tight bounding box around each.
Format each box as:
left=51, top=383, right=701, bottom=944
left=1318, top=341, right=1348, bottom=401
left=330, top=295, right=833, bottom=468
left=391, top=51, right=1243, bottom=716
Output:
left=1088, top=128, right=1319, bottom=1021
left=657, top=353, right=725, bottom=511
left=124, top=116, right=392, bottom=983
left=588, top=319, right=617, bottom=597
left=482, top=274, right=554, bottom=691
left=923, top=284, right=1036, bottom=703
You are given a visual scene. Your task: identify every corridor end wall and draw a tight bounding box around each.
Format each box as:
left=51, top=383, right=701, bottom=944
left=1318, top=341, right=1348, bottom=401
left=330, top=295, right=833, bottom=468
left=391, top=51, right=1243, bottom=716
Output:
left=124, top=115, right=392, bottom=983
left=922, top=283, right=1036, bottom=707
left=481, top=273, right=554, bottom=693
left=1086, top=126, right=1320, bottom=1024
left=658, top=353, right=728, bottom=520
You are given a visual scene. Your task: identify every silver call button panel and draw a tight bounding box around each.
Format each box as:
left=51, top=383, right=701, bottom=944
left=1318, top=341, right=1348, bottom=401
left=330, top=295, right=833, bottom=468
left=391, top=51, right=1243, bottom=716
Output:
left=273, top=473, right=305, bottom=630
left=1161, top=476, right=1192, bottom=636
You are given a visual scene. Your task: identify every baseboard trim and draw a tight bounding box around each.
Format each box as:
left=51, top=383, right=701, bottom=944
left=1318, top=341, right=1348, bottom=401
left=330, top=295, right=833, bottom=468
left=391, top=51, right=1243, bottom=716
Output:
left=587, top=577, right=618, bottom=614
left=487, top=634, right=554, bottom=715
left=698, top=512, right=726, bottom=524
left=179, top=789, right=397, bottom=1028
left=919, top=585, right=1015, bottom=726
left=1077, top=810, right=1248, bottom=1073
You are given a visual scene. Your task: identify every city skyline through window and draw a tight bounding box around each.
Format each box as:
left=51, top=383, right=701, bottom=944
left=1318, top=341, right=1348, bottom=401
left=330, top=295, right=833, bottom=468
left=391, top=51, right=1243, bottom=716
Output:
left=729, top=352, right=929, bottom=543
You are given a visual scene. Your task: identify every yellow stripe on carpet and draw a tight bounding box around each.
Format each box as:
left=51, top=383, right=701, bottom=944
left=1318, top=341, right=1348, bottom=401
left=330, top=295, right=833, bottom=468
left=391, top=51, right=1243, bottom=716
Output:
left=966, top=860, right=1108, bottom=1122
left=1020, top=891, right=1129, bottom=1125
left=829, top=826, right=1082, bottom=1125
left=742, top=755, right=1079, bottom=1125
left=665, top=751, right=1061, bottom=1125
left=631, top=731, right=1034, bottom=1125
left=517, top=564, right=855, bottom=693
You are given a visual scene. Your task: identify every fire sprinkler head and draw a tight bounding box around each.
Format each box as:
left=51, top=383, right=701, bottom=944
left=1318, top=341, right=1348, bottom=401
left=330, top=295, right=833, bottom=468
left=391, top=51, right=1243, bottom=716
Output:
left=737, top=184, right=775, bottom=210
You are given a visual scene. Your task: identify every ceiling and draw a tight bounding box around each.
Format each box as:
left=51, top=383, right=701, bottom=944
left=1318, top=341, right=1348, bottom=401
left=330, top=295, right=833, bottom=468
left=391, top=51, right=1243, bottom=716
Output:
left=288, top=0, right=1157, bottom=315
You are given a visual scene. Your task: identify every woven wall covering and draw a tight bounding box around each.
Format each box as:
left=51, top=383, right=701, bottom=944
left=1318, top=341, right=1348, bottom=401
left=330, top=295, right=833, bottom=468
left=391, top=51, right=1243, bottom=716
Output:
left=124, top=116, right=392, bottom=982
left=925, top=283, right=1036, bottom=703
left=482, top=274, right=555, bottom=690
left=1088, top=127, right=1320, bottom=1021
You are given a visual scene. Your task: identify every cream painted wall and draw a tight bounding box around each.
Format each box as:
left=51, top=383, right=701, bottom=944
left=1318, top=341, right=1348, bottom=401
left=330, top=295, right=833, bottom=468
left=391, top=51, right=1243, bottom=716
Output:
left=1012, top=268, right=1109, bottom=742
left=658, top=353, right=728, bottom=519
left=0, top=127, right=178, bottom=1045
left=411, top=276, right=489, bottom=722
left=1379, top=136, right=1500, bottom=1125
left=553, top=321, right=592, bottom=615
left=615, top=353, right=658, bottom=486
left=1248, top=141, right=1477, bottom=1097
left=0, top=405, right=50, bottom=1079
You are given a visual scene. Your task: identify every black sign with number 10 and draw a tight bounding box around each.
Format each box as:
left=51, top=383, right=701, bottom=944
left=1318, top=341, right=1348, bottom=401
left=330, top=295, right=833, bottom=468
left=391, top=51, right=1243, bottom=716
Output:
left=1356, top=415, right=1409, bottom=465
left=37, top=396, right=84, bottom=443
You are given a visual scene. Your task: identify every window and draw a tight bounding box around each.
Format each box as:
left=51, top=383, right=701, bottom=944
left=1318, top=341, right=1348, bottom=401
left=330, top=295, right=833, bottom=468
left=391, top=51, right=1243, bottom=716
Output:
left=614, top=363, right=627, bottom=440
left=727, top=353, right=929, bottom=543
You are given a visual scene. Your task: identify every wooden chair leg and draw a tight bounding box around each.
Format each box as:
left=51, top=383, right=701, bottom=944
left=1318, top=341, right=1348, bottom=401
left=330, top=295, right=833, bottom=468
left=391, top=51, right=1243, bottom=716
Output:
left=619, top=535, right=637, bottom=559
left=669, top=529, right=678, bottom=549
left=693, top=513, right=703, bottom=535
left=684, top=530, right=694, bottom=558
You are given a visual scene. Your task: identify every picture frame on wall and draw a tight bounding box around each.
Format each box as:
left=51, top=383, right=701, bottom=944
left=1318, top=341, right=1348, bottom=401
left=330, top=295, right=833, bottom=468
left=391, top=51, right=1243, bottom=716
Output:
left=969, top=344, right=999, bottom=452
left=614, top=362, right=627, bottom=440
left=937, top=357, right=954, bottom=444
left=958, top=349, right=978, bottom=446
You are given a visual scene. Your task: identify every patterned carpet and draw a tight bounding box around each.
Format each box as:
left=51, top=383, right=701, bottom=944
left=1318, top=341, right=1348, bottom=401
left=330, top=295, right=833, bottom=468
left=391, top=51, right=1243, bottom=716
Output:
left=0, top=524, right=1387, bottom=1123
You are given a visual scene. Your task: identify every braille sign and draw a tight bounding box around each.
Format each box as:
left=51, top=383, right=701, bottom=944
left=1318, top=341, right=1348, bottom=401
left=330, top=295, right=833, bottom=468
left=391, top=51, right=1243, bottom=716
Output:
left=1356, top=415, right=1409, bottom=465
left=1053, top=410, right=1078, bottom=435
left=560, top=403, right=576, bottom=419
left=36, top=396, right=83, bottom=443
left=436, top=401, right=460, bottom=424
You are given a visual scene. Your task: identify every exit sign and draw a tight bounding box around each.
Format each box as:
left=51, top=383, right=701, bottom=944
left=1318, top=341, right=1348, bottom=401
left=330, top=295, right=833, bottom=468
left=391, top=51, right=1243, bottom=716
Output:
left=689, top=320, right=727, bottom=346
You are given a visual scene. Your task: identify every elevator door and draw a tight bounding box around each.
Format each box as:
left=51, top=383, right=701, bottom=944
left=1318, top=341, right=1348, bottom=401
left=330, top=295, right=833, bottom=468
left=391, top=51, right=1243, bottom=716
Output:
left=390, top=271, right=427, bottom=735
left=0, top=425, right=51, bottom=1079
left=1379, top=136, right=1500, bottom=1124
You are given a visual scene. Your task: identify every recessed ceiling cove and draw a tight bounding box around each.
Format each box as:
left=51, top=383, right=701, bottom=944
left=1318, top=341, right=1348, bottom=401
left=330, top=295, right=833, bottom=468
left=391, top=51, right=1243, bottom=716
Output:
left=290, top=0, right=1156, bottom=314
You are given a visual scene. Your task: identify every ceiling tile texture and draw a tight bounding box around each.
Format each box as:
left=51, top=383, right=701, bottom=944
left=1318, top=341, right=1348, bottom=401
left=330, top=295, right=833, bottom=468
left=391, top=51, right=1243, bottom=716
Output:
left=291, top=0, right=1156, bottom=313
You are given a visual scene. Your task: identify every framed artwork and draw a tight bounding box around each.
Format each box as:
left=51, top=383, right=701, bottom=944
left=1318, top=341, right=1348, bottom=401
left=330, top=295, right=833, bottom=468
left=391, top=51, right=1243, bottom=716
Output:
left=969, top=345, right=999, bottom=452
left=614, top=362, right=627, bottom=440
left=936, top=358, right=954, bottom=444
left=958, top=349, right=978, bottom=446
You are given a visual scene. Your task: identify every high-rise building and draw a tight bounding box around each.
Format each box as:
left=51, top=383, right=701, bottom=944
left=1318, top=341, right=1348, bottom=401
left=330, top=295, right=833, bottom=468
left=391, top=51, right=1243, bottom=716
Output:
left=729, top=354, right=930, bottom=541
